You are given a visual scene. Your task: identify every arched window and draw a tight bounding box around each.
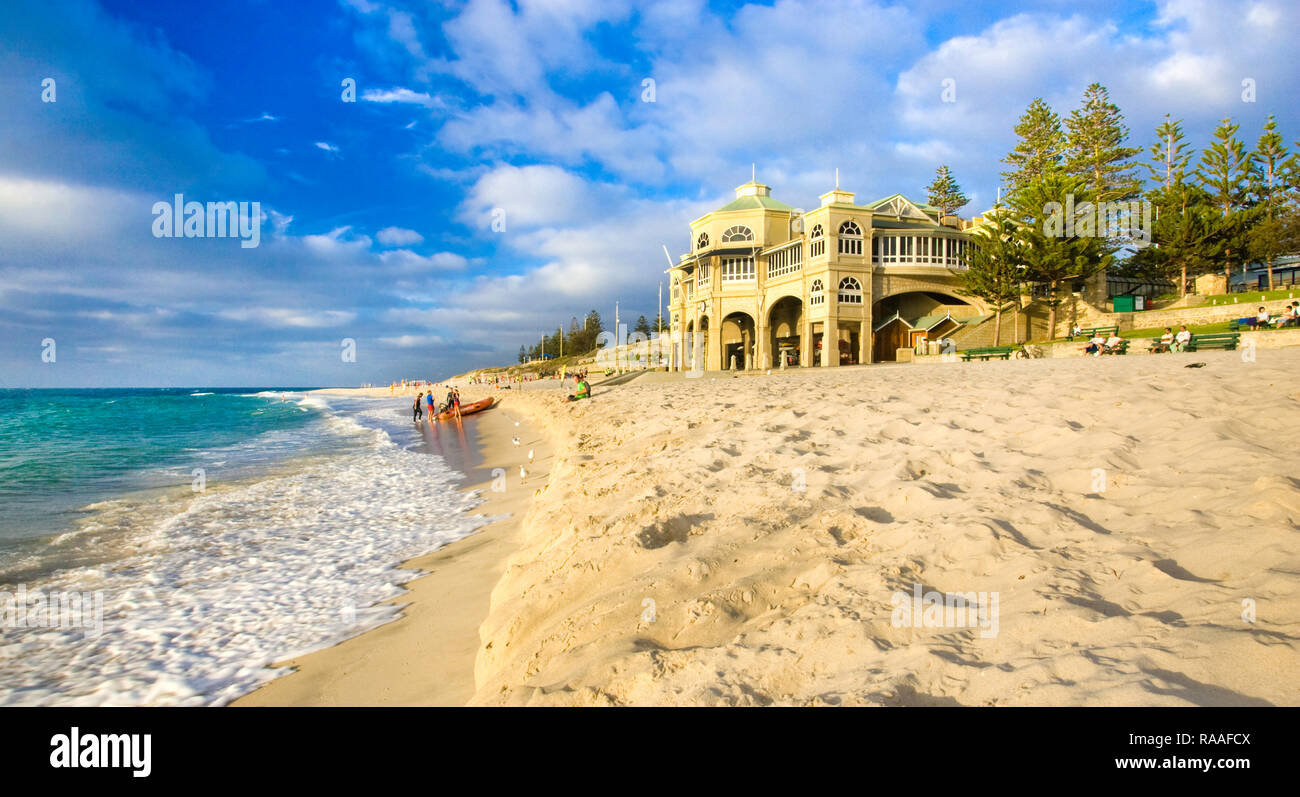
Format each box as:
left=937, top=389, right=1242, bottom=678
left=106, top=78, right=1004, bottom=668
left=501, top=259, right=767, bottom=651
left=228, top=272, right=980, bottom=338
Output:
left=838, top=276, right=863, bottom=304
left=697, top=232, right=709, bottom=250
left=810, top=278, right=825, bottom=306
left=721, top=225, right=754, bottom=243
left=838, top=220, right=862, bottom=255
left=809, top=224, right=825, bottom=258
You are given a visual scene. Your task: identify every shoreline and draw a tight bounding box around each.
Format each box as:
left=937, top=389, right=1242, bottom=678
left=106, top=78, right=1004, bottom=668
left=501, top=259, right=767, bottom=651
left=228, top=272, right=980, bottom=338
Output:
left=232, top=389, right=555, bottom=706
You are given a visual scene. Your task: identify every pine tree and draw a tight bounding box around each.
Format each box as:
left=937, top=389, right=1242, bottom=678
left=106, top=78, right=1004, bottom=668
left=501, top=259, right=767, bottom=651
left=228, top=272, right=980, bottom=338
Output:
left=584, top=309, right=604, bottom=352
left=1001, top=98, right=1067, bottom=198
left=1128, top=183, right=1222, bottom=296
left=1248, top=116, right=1291, bottom=288
left=925, top=165, right=969, bottom=217
left=1144, top=115, right=1194, bottom=191
left=1197, top=118, right=1254, bottom=287
left=634, top=314, right=652, bottom=337
left=1064, top=83, right=1141, bottom=202
left=1010, top=172, right=1116, bottom=335
left=517, top=345, right=526, bottom=364
left=1128, top=115, right=1207, bottom=295
left=961, top=210, right=1025, bottom=345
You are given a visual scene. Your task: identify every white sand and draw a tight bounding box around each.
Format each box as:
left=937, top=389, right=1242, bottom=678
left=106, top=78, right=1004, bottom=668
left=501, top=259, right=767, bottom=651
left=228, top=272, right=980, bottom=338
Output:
left=458, top=350, right=1300, bottom=706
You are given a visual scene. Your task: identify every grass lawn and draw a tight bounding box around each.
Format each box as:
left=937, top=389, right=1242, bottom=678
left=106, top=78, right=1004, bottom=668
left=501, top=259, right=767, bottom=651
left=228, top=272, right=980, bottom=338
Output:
left=1033, top=320, right=1294, bottom=345
left=1200, top=288, right=1300, bottom=306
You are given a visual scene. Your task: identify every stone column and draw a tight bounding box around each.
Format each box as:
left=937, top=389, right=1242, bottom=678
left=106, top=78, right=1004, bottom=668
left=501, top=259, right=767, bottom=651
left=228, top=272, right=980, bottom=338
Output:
left=801, top=320, right=813, bottom=367
left=859, top=319, right=870, bottom=365
left=821, top=320, right=832, bottom=367
left=757, top=323, right=769, bottom=370
left=708, top=323, right=721, bottom=371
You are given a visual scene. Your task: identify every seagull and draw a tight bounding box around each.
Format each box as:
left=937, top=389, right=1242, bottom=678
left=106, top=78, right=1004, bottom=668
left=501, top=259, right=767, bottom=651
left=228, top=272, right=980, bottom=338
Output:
left=514, top=421, right=520, bottom=427
left=519, top=465, right=527, bottom=482
left=512, top=436, right=521, bottom=446
left=527, top=449, right=534, bottom=463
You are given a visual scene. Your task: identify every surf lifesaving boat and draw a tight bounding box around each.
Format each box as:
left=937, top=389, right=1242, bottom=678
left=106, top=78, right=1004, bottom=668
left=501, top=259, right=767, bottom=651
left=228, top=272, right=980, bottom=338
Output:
left=436, top=396, right=495, bottom=421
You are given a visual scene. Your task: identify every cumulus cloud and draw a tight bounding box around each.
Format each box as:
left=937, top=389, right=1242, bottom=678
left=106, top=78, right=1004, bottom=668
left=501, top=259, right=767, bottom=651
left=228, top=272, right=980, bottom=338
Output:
left=375, top=226, right=424, bottom=246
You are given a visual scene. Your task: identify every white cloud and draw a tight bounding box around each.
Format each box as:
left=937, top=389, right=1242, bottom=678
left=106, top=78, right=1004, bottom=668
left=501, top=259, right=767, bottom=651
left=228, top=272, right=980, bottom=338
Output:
left=376, top=226, right=425, bottom=246
left=362, top=87, right=443, bottom=107
left=218, top=308, right=357, bottom=328
left=302, top=226, right=371, bottom=257
left=315, top=141, right=340, bottom=153
left=456, top=163, right=618, bottom=229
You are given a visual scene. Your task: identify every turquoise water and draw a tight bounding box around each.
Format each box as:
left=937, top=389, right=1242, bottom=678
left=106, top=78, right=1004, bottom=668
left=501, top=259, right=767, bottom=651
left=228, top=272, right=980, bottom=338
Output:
left=0, top=388, right=323, bottom=550
left=0, top=388, right=494, bottom=705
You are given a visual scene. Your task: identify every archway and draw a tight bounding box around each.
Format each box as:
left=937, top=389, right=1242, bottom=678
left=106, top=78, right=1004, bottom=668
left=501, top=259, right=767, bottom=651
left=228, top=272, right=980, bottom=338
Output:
left=871, top=290, right=980, bottom=361
left=721, top=311, right=756, bottom=370
left=683, top=320, right=695, bottom=371
left=768, top=296, right=803, bottom=367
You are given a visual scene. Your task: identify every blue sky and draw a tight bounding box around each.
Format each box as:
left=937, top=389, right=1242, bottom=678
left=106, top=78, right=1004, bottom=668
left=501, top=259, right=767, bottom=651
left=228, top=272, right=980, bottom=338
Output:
left=1, top=0, right=1296, bottom=387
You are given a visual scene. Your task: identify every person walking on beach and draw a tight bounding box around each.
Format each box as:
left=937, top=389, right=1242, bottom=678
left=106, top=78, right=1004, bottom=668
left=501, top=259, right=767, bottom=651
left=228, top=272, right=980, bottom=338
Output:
left=425, top=390, right=435, bottom=420
left=413, top=392, right=424, bottom=421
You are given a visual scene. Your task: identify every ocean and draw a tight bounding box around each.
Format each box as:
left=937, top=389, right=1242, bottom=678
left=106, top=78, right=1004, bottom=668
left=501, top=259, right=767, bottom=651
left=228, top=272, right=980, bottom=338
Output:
left=0, top=388, right=491, bottom=706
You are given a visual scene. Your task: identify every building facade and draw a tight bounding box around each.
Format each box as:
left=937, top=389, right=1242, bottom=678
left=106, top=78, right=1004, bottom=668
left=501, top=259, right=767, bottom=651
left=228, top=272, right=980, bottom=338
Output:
left=667, top=180, right=987, bottom=370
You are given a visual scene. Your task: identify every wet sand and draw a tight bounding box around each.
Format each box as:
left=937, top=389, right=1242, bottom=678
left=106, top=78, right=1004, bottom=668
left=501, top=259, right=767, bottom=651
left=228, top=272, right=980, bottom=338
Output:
left=233, top=393, right=554, bottom=706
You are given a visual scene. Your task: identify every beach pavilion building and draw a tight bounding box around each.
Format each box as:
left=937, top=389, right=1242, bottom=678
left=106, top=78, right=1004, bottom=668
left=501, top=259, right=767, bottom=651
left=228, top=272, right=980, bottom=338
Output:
left=666, top=179, right=989, bottom=370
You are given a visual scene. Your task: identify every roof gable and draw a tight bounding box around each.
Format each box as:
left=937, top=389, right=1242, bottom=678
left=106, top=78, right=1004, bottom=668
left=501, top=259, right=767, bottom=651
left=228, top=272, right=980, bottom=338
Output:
left=866, top=194, right=935, bottom=221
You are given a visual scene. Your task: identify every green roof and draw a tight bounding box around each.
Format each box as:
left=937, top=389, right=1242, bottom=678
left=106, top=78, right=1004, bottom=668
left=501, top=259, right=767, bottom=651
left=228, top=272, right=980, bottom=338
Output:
left=910, top=313, right=954, bottom=330
left=715, top=195, right=794, bottom=213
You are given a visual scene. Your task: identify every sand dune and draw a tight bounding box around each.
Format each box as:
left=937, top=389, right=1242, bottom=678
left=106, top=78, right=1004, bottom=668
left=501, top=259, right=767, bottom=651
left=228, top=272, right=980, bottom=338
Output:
left=461, top=350, right=1300, bottom=706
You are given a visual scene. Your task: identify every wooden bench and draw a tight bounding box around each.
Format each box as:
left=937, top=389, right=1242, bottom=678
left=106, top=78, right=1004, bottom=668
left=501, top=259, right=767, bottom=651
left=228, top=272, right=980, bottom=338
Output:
left=1071, top=325, right=1119, bottom=341
left=1186, top=332, right=1240, bottom=351
left=1105, top=339, right=1130, bottom=355
left=960, top=346, right=1016, bottom=361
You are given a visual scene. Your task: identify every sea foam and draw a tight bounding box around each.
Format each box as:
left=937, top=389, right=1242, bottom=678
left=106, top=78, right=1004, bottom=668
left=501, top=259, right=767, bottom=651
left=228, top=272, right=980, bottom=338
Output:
left=0, top=397, right=494, bottom=706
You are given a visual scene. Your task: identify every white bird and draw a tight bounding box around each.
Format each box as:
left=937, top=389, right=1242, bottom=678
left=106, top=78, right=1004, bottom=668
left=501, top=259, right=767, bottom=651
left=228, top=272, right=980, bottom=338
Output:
left=514, top=421, right=520, bottom=427
left=519, top=465, right=527, bottom=482
left=511, top=436, right=520, bottom=446
left=527, top=449, right=534, bottom=463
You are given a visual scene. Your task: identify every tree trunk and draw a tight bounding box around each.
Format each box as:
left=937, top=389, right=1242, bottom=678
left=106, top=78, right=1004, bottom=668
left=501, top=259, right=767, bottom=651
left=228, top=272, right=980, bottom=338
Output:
left=1267, top=255, right=1275, bottom=291
left=1180, top=263, right=1187, bottom=297
left=993, top=308, right=1002, bottom=346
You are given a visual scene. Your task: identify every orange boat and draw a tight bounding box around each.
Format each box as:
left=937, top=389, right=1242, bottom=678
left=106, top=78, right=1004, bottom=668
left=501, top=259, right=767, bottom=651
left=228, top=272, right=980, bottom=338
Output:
left=436, top=396, right=495, bottom=421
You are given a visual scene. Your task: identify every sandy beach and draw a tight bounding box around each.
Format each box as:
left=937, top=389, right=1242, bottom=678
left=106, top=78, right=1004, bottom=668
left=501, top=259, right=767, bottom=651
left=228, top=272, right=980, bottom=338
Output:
left=235, top=351, right=1299, bottom=706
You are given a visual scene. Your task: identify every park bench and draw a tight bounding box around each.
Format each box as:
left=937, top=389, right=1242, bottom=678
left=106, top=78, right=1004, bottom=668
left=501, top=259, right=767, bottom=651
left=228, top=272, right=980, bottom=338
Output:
left=960, top=346, right=1016, bottom=361
left=1186, top=332, right=1240, bottom=351
left=1071, top=325, right=1119, bottom=341
left=1105, top=339, right=1130, bottom=355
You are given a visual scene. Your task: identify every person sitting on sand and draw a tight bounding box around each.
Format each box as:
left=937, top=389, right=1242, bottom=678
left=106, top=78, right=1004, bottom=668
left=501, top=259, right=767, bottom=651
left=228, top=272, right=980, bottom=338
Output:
left=1173, top=325, right=1192, bottom=352
left=1083, top=332, right=1106, bottom=356
left=413, top=392, right=424, bottom=421
left=1151, top=327, right=1175, bottom=353
left=563, top=378, right=591, bottom=403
